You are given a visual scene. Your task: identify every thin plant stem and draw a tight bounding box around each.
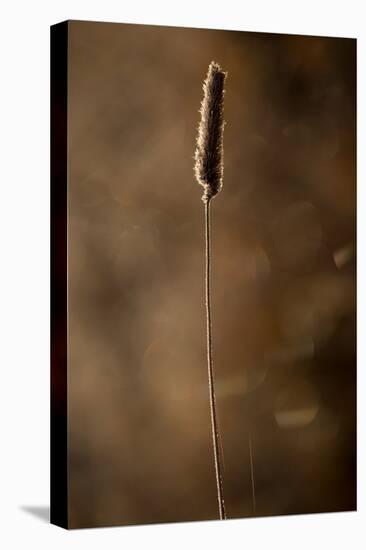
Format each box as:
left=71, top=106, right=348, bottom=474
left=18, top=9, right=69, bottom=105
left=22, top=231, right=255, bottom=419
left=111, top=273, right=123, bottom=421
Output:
left=248, top=433, right=256, bottom=514
left=205, top=199, right=226, bottom=520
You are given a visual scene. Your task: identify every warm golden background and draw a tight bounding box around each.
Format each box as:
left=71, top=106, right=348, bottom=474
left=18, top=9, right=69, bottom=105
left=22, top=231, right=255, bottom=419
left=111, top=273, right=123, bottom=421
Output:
left=67, top=21, right=356, bottom=528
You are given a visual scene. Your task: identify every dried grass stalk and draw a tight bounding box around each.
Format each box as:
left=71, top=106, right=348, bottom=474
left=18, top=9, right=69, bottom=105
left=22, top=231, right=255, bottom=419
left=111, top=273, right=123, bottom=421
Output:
left=194, top=61, right=227, bottom=520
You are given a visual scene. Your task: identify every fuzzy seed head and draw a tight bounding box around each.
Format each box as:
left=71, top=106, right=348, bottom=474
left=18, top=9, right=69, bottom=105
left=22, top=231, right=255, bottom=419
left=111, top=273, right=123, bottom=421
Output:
left=194, top=61, right=227, bottom=203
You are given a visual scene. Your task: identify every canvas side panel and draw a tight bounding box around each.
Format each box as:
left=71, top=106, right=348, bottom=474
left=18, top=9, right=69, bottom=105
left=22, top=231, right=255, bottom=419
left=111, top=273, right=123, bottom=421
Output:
left=50, top=20, right=69, bottom=529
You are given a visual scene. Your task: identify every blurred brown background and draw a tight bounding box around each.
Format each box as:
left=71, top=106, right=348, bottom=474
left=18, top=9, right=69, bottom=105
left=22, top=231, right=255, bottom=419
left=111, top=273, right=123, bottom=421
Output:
left=67, top=21, right=356, bottom=528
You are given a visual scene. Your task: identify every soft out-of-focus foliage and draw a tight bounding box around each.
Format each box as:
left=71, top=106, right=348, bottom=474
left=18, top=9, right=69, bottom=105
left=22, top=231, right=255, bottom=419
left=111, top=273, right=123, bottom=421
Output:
left=67, top=21, right=356, bottom=528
